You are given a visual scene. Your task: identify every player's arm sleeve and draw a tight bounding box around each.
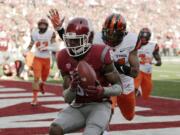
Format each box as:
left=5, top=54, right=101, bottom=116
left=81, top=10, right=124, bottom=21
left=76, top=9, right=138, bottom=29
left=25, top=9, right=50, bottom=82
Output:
left=56, top=51, right=76, bottom=103
left=61, top=72, right=76, bottom=104
left=48, top=32, right=59, bottom=51
left=101, top=47, right=123, bottom=96
left=50, top=32, right=56, bottom=43
left=153, top=44, right=162, bottom=66
left=57, top=27, right=65, bottom=40
left=26, top=35, right=34, bottom=51
left=128, top=49, right=140, bottom=78
left=103, top=63, right=123, bottom=96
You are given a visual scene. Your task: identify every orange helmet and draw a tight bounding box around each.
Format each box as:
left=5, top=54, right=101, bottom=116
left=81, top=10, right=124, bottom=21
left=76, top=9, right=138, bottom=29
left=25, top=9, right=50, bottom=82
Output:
left=102, top=13, right=126, bottom=47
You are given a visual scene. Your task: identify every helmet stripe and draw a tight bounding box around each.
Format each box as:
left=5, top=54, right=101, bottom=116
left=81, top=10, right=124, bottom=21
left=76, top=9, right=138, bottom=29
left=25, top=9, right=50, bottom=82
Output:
left=117, top=15, right=123, bottom=30
left=106, top=14, right=114, bottom=29
left=109, top=15, right=116, bottom=30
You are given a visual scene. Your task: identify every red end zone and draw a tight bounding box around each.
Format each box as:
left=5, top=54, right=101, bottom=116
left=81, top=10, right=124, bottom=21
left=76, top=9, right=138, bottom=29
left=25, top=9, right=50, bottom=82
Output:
left=0, top=80, right=180, bottom=135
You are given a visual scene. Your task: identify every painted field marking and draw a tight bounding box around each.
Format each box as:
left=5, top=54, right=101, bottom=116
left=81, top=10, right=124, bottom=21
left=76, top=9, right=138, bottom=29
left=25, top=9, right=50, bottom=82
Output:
left=0, top=88, right=25, bottom=92
left=153, top=70, right=180, bottom=74
left=65, top=128, right=180, bottom=135
left=159, top=75, right=169, bottom=78
left=0, top=92, right=54, bottom=98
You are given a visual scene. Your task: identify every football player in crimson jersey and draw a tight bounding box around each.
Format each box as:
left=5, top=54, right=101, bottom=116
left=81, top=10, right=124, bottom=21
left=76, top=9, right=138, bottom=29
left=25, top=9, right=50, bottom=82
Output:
left=24, top=18, right=57, bottom=106
left=49, top=17, right=122, bottom=135
left=134, top=28, right=162, bottom=99
left=48, top=9, right=139, bottom=122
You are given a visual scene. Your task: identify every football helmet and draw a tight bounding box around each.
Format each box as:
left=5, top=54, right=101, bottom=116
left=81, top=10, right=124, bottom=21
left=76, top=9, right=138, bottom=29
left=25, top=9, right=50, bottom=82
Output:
left=3, top=64, right=12, bottom=76
left=38, top=18, right=48, bottom=33
left=63, top=17, right=94, bottom=57
left=138, top=27, right=151, bottom=45
left=102, top=13, right=126, bottom=47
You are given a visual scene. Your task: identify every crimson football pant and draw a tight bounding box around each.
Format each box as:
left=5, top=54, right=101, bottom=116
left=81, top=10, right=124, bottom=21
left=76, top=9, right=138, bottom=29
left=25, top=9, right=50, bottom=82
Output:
left=51, top=102, right=111, bottom=135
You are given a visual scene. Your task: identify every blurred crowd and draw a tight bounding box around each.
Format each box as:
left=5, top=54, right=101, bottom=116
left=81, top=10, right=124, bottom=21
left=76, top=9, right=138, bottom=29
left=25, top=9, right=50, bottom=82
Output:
left=0, top=0, right=179, bottom=78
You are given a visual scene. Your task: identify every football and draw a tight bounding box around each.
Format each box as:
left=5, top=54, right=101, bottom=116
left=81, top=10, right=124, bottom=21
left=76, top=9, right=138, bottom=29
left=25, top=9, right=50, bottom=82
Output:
left=77, top=60, right=97, bottom=88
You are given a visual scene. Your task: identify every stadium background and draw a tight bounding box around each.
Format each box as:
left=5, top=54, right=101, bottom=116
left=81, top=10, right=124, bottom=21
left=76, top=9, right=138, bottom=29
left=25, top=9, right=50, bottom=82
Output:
left=0, top=0, right=180, bottom=135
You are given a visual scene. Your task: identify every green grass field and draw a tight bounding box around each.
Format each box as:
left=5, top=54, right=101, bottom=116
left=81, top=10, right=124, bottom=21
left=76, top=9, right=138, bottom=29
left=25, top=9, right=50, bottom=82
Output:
left=152, top=57, right=180, bottom=99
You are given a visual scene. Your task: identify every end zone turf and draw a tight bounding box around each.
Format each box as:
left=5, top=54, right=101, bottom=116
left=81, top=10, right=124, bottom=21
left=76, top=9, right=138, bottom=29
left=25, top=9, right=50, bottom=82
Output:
left=0, top=80, right=180, bottom=135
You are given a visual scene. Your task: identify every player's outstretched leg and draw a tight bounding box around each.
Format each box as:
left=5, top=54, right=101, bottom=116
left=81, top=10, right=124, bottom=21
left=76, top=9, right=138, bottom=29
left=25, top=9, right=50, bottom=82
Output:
left=117, top=91, right=136, bottom=120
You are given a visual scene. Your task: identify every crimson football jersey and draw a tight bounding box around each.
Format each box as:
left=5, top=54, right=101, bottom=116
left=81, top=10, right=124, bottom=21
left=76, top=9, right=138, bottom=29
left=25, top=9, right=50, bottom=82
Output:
left=56, top=44, right=112, bottom=103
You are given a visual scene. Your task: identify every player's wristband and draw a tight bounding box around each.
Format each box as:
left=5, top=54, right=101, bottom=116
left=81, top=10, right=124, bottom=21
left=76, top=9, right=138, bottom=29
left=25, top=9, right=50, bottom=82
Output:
left=103, top=84, right=123, bottom=96
left=63, top=87, right=76, bottom=103
left=121, top=65, right=131, bottom=76
left=57, top=27, right=65, bottom=40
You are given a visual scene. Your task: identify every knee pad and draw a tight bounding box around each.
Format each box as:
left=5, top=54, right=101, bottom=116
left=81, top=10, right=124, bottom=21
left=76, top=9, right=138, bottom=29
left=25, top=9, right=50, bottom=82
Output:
left=49, top=123, right=63, bottom=135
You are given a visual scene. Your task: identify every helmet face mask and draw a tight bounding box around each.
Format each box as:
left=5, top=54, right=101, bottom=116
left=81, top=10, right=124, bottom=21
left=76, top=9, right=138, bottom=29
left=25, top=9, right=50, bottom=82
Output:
left=139, top=28, right=151, bottom=45
left=102, top=28, right=125, bottom=47
left=102, top=13, right=126, bottom=47
left=140, top=37, right=149, bottom=45
left=38, top=19, right=48, bottom=33
left=38, top=23, right=48, bottom=33
left=64, top=32, right=91, bottom=57
left=64, top=17, right=93, bottom=57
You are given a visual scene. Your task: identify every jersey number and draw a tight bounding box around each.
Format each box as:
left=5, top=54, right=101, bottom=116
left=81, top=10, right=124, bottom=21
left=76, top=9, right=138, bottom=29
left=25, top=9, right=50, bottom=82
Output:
left=36, top=41, right=48, bottom=51
left=35, top=41, right=48, bottom=47
left=139, top=54, right=152, bottom=64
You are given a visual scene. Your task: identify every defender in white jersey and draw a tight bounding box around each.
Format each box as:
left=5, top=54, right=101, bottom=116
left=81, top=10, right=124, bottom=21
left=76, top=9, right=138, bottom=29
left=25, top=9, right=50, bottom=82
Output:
left=94, top=13, right=140, bottom=121
left=94, top=31, right=138, bottom=94
left=24, top=18, right=57, bottom=105
left=134, top=28, right=161, bottom=99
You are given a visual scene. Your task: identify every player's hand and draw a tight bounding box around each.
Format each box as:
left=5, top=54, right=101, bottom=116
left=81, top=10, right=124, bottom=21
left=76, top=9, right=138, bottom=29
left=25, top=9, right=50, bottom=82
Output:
left=48, top=9, right=65, bottom=30
left=86, top=84, right=104, bottom=97
left=69, top=70, right=81, bottom=90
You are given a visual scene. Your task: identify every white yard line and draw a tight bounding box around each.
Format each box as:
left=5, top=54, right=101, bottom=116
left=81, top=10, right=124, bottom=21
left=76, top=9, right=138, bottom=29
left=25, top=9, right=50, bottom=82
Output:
left=153, top=70, right=180, bottom=74
left=0, top=80, right=62, bottom=87
left=65, top=128, right=180, bottom=135
left=0, top=92, right=54, bottom=98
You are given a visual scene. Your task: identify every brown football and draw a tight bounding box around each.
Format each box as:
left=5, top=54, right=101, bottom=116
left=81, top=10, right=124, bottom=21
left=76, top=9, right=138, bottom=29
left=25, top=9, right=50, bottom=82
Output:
left=77, top=60, right=97, bottom=88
